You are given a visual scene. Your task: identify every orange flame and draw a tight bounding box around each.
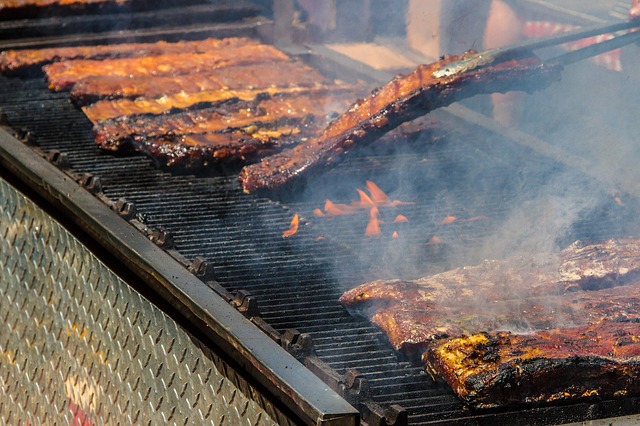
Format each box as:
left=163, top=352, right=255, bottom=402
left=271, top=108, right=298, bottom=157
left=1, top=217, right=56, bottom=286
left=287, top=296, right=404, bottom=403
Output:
left=365, top=207, right=381, bottom=237
left=356, top=189, right=376, bottom=207
left=392, top=231, right=399, bottom=238
left=365, top=180, right=390, bottom=204
left=438, top=215, right=458, bottom=225
left=393, top=214, right=409, bottom=223
left=283, top=213, right=299, bottom=238
left=427, top=235, right=443, bottom=245
left=324, top=200, right=358, bottom=216
left=319, top=180, right=413, bottom=217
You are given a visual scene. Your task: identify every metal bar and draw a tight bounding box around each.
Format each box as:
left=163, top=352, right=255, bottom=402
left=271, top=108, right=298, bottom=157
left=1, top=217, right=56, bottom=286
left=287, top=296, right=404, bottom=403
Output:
left=547, top=28, right=640, bottom=67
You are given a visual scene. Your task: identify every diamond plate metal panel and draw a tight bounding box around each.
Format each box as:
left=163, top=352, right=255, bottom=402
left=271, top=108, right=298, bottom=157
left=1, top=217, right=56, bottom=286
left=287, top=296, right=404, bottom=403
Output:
left=0, top=178, right=290, bottom=426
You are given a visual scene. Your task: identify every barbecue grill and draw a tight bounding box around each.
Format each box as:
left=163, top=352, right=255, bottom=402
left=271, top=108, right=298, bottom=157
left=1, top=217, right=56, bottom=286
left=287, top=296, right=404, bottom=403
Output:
left=2, top=1, right=640, bottom=425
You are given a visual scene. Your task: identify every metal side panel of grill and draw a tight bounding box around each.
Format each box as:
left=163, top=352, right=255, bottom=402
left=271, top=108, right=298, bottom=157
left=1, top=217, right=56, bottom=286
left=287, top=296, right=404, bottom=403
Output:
left=0, top=177, right=289, bottom=426
left=0, top=129, right=359, bottom=426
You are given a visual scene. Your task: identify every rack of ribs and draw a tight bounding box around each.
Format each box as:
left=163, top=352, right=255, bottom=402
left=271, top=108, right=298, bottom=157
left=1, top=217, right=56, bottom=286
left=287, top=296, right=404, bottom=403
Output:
left=69, top=61, right=330, bottom=105
left=0, top=37, right=256, bottom=75
left=44, top=43, right=290, bottom=91
left=340, top=237, right=640, bottom=407
left=424, top=320, right=640, bottom=408
left=239, top=53, right=562, bottom=193
left=92, top=88, right=360, bottom=151
left=369, top=282, right=640, bottom=358
left=133, top=127, right=302, bottom=170
left=340, top=238, right=640, bottom=355
left=81, top=83, right=360, bottom=123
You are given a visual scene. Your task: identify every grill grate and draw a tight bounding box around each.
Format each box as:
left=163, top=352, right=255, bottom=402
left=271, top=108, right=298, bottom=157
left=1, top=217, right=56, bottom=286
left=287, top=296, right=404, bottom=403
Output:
left=2, top=68, right=640, bottom=425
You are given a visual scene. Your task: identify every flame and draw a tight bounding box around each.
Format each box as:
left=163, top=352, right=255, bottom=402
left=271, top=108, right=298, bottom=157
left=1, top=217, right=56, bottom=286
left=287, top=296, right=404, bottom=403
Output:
left=439, top=215, right=458, bottom=225
left=324, top=199, right=358, bottom=216
left=283, top=213, right=299, bottom=238
left=320, top=180, right=413, bottom=217
left=312, top=180, right=415, bottom=239
left=365, top=207, right=381, bottom=237
left=356, top=189, right=376, bottom=207
left=393, top=214, right=409, bottom=223
left=392, top=231, right=399, bottom=238
left=427, top=235, right=443, bottom=245
left=365, top=180, right=390, bottom=204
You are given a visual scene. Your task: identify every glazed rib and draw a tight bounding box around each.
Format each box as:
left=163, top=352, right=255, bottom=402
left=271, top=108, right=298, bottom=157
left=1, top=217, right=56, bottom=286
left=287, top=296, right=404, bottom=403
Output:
left=0, top=37, right=256, bottom=75
left=132, top=127, right=303, bottom=170
left=69, top=61, right=329, bottom=105
left=369, top=281, right=640, bottom=357
left=340, top=238, right=640, bottom=354
left=82, top=83, right=353, bottom=123
left=424, top=320, right=640, bottom=408
left=239, top=53, right=562, bottom=192
left=93, top=89, right=358, bottom=151
left=44, top=43, right=290, bottom=91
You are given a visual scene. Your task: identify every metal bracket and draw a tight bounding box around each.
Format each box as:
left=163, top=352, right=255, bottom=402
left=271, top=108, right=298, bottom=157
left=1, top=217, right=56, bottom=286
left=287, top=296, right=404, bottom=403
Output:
left=232, top=289, right=260, bottom=317
left=113, top=197, right=136, bottom=220
left=79, top=172, right=102, bottom=194
left=304, top=357, right=408, bottom=426
left=46, top=149, right=70, bottom=168
left=188, top=256, right=215, bottom=280
left=281, top=329, right=315, bottom=360
left=149, top=227, right=174, bottom=249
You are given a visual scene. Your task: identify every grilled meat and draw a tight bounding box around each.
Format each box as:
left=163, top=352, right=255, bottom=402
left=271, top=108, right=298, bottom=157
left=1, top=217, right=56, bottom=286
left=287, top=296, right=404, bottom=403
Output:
left=0, top=37, right=256, bottom=75
left=424, top=320, right=640, bottom=408
left=82, top=84, right=357, bottom=123
left=92, top=88, right=359, bottom=151
left=369, top=282, right=640, bottom=357
left=0, top=0, right=128, bottom=19
left=341, top=238, right=640, bottom=309
left=44, top=43, right=290, bottom=91
left=69, top=61, right=329, bottom=105
left=340, top=238, right=640, bottom=355
left=132, top=127, right=302, bottom=170
left=239, top=53, right=562, bottom=193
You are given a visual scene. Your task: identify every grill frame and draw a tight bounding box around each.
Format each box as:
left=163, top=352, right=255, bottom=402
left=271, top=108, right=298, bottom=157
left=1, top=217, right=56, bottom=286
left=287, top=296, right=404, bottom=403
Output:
left=2, top=4, right=640, bottom=424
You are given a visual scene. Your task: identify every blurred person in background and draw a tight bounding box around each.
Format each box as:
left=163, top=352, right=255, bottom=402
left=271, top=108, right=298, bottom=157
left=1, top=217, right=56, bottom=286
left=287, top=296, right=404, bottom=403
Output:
left=438, top=0, right=523, bottom=126
left=631, top=0, right=640, bottom=19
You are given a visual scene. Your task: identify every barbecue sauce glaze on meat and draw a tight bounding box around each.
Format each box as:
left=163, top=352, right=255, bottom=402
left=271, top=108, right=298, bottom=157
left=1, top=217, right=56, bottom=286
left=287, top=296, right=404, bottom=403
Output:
left=239, top=52, right=562, bottom=193
left=424, top=321, right=640, bottom=408
left=92, top=88, right=362, bottom=168
left=0, top=38, right=257, bottom=76
left=44, top=43, right=289, bottom=91
left=69, top=61, right=329, bottom=105
left=340, top=238, right=640, bottom=405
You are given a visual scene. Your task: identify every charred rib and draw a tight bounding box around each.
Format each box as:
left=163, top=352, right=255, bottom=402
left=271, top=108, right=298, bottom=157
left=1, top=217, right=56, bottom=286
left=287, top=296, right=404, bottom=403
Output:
left=424, top=320, right=640, bottom=408
left=239, top=53, right=562, bottom=193
left=132, top=128, right=303, bottom=170
left=94, top=89, right=358, bottom=152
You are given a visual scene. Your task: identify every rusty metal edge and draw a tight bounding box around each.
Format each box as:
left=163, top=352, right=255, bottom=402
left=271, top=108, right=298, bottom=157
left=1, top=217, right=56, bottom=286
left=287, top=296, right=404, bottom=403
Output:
left=0, top=128, right=360, bottom=426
